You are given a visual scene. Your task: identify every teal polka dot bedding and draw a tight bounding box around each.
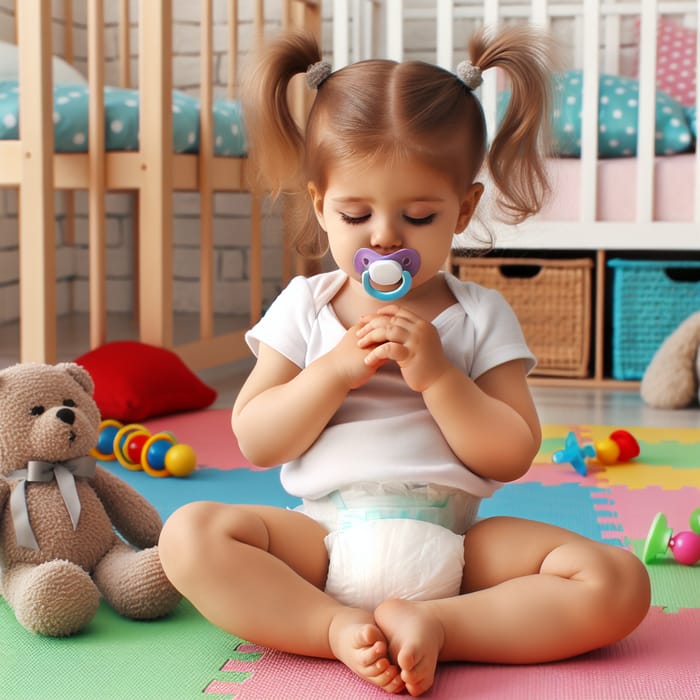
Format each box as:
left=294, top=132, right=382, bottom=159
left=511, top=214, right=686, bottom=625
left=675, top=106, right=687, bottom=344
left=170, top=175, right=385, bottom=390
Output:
left=499, top=70, right=696, bottom=158
left=0, top=80, right=247, bottom=156
left=687, top=106, right=697, bottom=140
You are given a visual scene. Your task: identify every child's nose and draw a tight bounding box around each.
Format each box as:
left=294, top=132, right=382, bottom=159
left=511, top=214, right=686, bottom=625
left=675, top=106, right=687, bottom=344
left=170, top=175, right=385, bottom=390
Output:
left=370, top=221, right=401, bottom=252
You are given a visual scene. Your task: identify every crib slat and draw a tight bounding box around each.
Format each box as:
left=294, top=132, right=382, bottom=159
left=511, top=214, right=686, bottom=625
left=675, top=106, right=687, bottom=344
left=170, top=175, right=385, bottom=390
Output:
left=579, top=0, right=600, bottom=222
left=17, top=0, right=57, bottom=363
left=386, top=0, right=403, bottom=60
left=255, top=0, right=264, bottom=51
left=247, top=0, right=265, bottom=316
left=87, top=0, right=107, bottom=349
left=636, top=0, right=658, bottom=223
left=436, top=0, right=453, bottom=69
left=529, top=0, right=549, bottom=27
left=61, top=1, right=76, bottom=248
left=119, top=0, right=131, bottom=87
left=63, top=0, right=73, bottom=65
left=228, top=0, right=238, bottom=98
left=138, top=0, right=174, bottom=349
left=333, top=0, right=350, bottom=68
left=364, top=0, right=379, bottom=61
left=602, top=13, right=621, bottom=75
left=199, top=0, right=215, bottom=341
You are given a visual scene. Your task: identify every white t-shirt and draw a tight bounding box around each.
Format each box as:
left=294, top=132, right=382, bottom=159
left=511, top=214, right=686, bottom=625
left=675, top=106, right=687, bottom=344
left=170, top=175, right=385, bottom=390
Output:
left=246, top=269, right=535, bottom=500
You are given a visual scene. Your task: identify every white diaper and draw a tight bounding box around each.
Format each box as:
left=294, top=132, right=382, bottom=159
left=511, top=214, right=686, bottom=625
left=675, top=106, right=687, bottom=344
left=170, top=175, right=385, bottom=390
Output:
left=324, top=518, right=465, bottom=610
left=300, top=483, right=479, bottom=611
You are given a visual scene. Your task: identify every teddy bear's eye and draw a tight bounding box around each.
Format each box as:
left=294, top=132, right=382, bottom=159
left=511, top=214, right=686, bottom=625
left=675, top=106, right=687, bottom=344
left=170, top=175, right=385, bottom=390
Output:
left=63, top=399, right=77, bottom=408
left=30, top=405, right=45, bottom=416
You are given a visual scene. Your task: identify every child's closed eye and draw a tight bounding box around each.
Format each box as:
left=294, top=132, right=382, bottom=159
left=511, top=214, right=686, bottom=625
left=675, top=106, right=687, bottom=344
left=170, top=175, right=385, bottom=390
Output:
left=340, top=212, right=371, bottom=225
left=404, top=213, right=436, bottom=225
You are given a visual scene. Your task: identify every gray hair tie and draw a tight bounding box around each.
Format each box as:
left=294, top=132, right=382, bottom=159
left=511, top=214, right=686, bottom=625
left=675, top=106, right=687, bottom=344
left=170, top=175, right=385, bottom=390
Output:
left=306, top=61, right=333, bottom=90
left=456, top=60, right=483, bottom=90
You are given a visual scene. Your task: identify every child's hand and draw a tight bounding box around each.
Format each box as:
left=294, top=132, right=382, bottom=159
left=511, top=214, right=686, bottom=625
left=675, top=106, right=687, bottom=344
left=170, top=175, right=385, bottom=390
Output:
left=356, top=306, right=451, bottom=392
left=329, top=324, right=387, bottom=390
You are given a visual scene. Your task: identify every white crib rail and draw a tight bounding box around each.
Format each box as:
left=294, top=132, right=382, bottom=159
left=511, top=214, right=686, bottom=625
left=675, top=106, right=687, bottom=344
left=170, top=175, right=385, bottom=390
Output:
left=328, top=0, right=700, bottom=250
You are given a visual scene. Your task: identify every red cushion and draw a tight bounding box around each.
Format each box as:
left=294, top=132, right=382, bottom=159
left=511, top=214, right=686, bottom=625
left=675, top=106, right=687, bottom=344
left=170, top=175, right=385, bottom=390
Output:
left=75, top=341, right=217, bottom=422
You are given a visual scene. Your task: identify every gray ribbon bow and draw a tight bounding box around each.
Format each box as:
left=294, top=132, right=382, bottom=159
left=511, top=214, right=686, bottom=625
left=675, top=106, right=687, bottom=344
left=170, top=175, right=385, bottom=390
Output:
left=7, top=456, right=97, bottom=550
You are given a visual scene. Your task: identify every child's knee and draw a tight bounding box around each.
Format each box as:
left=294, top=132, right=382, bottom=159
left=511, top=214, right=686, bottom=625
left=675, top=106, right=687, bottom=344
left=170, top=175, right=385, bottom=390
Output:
left=581, top=545, right=651, bottom=638
left=611, top=547, right=651, bottom=627
left=159, top=502, right=235, bottom=576
left=159, top=502, right=207, bottom=575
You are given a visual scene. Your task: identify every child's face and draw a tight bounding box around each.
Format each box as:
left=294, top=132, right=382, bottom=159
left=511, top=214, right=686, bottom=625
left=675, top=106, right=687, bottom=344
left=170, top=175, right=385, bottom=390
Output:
left=309, top=156, right=482, bottom=296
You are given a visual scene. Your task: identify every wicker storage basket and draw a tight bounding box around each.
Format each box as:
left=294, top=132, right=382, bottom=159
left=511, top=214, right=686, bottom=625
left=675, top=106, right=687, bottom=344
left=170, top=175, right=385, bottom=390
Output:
left=453, top=257, right=593, bottom=377
left=608, top=259, right=700, bottom=380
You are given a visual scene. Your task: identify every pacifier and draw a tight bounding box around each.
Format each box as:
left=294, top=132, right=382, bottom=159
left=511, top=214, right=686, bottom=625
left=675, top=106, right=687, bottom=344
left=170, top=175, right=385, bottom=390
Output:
left=352, top=248, right=421, bottom=301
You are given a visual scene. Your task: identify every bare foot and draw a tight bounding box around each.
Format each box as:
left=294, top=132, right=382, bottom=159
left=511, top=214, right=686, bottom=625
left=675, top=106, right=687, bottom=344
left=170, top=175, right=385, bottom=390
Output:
left=328, top=608, right=405, bottom=694
left=375, top=599, right=445, bottom=697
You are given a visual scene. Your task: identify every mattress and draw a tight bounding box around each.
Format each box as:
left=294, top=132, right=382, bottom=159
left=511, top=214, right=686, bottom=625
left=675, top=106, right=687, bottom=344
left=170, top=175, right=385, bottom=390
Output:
left=540, top=154, right=698, bottom=222
left=0, top=80, right=247, bottom=156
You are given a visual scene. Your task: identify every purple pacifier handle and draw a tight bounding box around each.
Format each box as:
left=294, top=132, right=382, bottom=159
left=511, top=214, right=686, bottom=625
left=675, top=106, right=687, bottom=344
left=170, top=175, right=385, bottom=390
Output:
left=353, top=248, right=421, bottom=275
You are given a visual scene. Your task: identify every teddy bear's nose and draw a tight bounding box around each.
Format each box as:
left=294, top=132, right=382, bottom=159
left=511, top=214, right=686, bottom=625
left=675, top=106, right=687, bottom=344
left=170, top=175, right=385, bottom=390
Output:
left=56, top=408, right=76, bottom=425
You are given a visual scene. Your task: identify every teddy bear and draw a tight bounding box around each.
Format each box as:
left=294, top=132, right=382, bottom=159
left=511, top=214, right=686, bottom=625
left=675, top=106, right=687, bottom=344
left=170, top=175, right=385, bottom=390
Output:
left=0, top=362, right=182, bottom=636
left=641, top=312, right=700, bottom=409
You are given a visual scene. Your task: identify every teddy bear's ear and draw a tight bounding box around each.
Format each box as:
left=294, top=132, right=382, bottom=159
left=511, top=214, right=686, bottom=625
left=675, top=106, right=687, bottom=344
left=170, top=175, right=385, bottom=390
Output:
left=58, top=362, right=95, bottom=396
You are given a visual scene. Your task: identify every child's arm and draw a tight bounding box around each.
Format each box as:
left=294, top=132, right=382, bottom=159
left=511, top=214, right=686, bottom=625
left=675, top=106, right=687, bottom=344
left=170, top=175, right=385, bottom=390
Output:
left=232, top=325, right=382, bottom=468
left=422, top=359, right=541, bottom=482
left=357, top=306, right=540, bottom=482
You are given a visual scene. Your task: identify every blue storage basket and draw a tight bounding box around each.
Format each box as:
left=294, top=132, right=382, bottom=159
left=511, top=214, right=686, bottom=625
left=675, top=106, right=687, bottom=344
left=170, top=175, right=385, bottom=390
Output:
left=608, top=259, right=700, bottom=380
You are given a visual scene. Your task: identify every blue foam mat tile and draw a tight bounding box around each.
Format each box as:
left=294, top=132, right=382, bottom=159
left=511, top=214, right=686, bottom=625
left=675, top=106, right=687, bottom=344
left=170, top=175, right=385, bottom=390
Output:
left=481, top=482, right=625, bottom=546
left=98, top=462, right=300, bottom=521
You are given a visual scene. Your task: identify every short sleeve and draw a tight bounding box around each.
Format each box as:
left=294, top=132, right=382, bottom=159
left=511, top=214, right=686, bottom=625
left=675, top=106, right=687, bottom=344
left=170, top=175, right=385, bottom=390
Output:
left=245, top=276, right=316, bottom=368
left=470, top=287, right=536, bottom=379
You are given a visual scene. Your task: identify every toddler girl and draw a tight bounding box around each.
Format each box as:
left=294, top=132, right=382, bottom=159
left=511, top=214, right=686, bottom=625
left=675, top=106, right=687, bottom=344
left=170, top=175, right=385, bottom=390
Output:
left=159, top=26, right=650, bottom=697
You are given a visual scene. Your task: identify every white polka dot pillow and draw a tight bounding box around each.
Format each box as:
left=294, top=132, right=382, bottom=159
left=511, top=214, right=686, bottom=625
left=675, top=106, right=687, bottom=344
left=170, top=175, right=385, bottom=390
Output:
left=551, top=71, right=693, bottom=157
left=635, top=17, right=696, bottom=108
left=0, top=80, right=247, bottom=156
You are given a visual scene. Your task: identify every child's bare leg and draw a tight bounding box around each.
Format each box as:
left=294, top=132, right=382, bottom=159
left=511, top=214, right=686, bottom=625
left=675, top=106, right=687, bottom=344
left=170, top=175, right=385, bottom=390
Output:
left=159, top=502, right=404, bottom=693
left=375, top=517, right=650, bottom=696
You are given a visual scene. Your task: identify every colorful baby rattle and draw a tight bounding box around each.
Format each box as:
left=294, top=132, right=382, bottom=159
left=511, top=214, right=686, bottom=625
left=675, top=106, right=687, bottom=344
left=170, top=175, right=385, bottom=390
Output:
left=91, top=419, right=197, bottom=477
left=642, top=508, right=700, bottom=566
left=552, top=429, right=640, bottom=476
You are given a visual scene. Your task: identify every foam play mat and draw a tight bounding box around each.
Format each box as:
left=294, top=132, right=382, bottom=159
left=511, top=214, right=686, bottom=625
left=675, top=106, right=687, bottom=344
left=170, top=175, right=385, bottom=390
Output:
left=1, top=412, right=699, bottom=699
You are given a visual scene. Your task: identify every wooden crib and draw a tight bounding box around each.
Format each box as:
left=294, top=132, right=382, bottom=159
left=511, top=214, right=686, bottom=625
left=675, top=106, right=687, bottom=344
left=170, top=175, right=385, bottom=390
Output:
left=4, top=0, right=699, bottom=386
left=329, top=0, right=700, bottom=386
left=0, top=0, right=319, bottom=370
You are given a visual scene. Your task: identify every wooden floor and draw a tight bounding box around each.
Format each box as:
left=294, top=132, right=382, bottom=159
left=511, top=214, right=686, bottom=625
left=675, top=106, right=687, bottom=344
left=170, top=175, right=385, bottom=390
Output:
left=198, top=364, right=700, bottom=428
left=1, top=313, right=698, bottom=429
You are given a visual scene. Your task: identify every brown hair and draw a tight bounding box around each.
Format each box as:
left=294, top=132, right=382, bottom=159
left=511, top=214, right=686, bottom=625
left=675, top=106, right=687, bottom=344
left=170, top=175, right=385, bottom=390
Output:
left=242, top=26, right=554, bottom=257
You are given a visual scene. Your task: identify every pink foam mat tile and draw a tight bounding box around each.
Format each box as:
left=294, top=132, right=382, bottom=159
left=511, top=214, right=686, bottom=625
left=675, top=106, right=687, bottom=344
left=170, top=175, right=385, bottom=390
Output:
left=434, top=607, right=700, bottom=699
left=143, top=409, right=254, bottom=471
left=220, top=608, right=700, bottom=700
left=607, top=484, right=700, bottom=540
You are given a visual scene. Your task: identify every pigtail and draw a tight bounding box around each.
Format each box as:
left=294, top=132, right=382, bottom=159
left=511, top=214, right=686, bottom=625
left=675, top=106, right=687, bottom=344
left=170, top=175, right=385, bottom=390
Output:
left=469, top=26, right=556, bottom=223
left=242, top=32, right=321, bottom=197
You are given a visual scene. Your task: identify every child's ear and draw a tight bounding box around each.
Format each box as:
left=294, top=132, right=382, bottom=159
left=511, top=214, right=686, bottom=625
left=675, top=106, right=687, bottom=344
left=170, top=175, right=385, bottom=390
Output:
left=455, top=182, right=484, bottom=232
left=307, top=182, right=326, bottom=231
